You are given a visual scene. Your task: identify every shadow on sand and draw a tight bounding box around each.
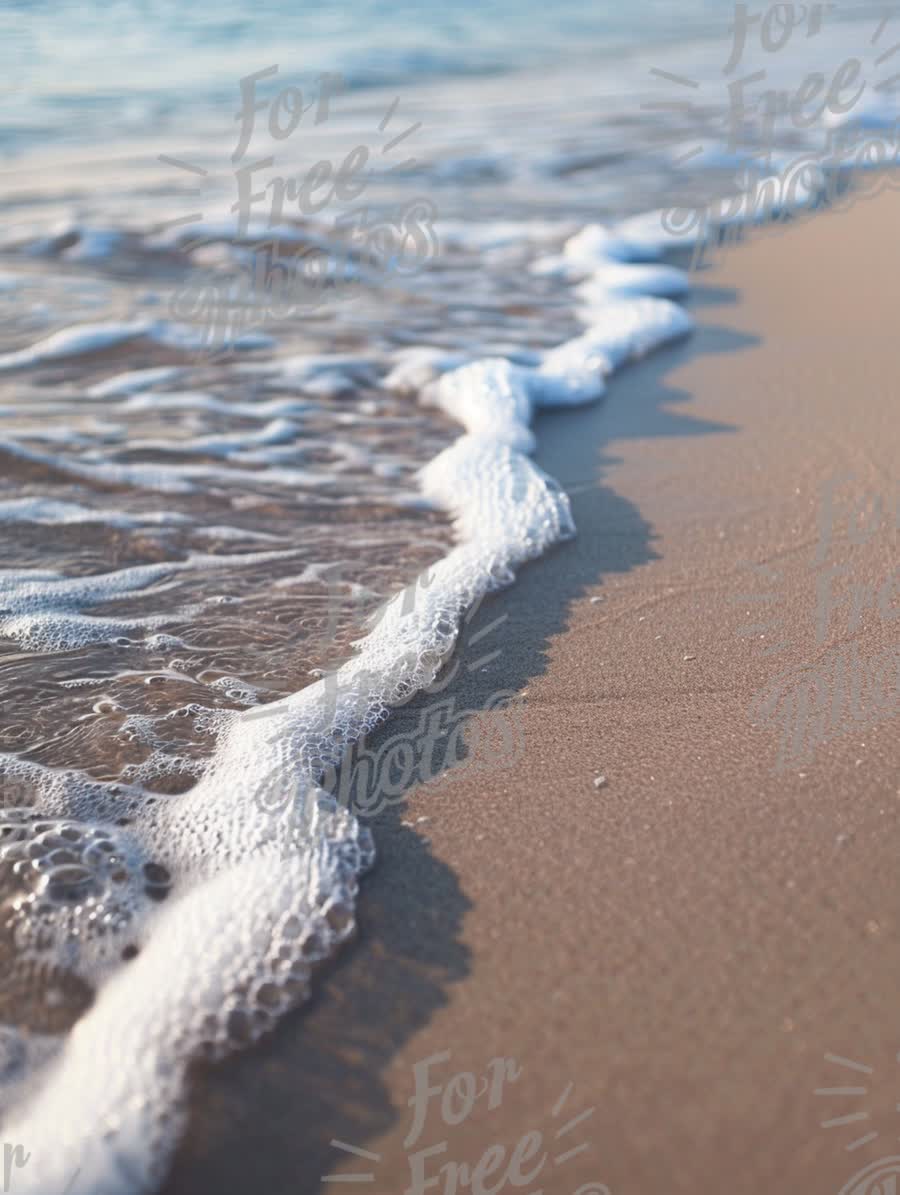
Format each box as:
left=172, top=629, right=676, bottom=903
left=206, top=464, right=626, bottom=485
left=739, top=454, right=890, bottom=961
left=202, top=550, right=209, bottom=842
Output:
left=161, top=311, right=758, bottom=1195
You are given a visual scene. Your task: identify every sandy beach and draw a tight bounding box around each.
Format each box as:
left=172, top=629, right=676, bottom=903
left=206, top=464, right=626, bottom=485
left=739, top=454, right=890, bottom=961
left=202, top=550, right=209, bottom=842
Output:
left=7, top=3, right=900, bottom=1190
left=157, top=186, right=900, bottom=1195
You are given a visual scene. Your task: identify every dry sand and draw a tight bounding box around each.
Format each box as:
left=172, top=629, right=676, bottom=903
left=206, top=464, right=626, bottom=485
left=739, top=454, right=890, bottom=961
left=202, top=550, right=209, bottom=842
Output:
left=163, top=187, right=900, bottom=1195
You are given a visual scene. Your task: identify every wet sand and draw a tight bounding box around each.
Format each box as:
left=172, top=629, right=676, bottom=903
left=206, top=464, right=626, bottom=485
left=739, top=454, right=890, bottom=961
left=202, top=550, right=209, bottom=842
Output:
left=162, top=188, right=900, bottom=1195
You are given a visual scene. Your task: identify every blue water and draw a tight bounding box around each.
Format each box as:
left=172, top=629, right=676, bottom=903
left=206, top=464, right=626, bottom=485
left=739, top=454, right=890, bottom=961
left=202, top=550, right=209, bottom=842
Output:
left=2, top=0, right=759, bottom=151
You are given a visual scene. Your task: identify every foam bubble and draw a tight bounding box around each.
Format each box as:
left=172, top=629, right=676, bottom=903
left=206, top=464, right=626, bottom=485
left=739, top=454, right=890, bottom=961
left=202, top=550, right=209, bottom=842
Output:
left=575, top=262, right=690, bottom=302
left=2, top=190, right=712, bottom=1193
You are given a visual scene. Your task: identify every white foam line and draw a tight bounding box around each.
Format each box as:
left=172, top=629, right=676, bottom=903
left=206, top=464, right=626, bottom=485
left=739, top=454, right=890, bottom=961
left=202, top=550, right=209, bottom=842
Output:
left=87, top=367, right=187, bottom=398
left=0, top=439, right=335, bottom=494
left=7, top=300, right=690, bottom=1195
left=0, top=321, right=272, bottom=373
left=0, top=549, right=301, bottom=652
left=118, top=392, right=316, bottom=419
left=0, top=498, right=191, bottom=529
left=16, top=168, right=827, bottom=1192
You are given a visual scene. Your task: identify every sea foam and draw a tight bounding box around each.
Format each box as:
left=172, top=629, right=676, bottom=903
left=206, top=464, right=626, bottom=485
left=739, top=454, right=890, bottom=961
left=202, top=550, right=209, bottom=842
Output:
left=4, top=165, right=833, bottom=1195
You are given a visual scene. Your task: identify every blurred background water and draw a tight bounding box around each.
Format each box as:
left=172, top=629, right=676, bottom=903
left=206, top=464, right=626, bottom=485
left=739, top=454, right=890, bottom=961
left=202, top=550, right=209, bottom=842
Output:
left=0, top=0, right=770, bottom=150
left=0, top=0, right=889, bottom=155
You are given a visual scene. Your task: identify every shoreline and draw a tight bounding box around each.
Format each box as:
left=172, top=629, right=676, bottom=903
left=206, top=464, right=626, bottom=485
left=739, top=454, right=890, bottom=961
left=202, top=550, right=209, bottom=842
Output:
left=163, top=189, right=900, bottom=1194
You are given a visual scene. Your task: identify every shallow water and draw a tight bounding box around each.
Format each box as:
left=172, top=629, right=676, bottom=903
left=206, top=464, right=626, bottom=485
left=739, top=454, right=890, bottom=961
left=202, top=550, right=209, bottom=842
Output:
left=1, top=3, right=898, bottom=1189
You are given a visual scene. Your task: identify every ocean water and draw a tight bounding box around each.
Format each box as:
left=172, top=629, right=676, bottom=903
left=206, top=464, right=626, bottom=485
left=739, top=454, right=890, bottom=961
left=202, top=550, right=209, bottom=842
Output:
left=0, top=0, right=785, bottom=148
left=1, top=2, right=898, bottom=1190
